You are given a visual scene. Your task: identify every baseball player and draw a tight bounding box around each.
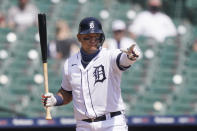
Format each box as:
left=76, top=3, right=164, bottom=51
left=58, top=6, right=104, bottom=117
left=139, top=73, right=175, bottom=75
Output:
left=42, top=17, right=141, bottom=131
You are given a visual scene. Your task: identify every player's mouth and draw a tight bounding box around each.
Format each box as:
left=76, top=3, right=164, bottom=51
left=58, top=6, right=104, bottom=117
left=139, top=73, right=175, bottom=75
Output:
left=88, top=42, right=98, bottom=46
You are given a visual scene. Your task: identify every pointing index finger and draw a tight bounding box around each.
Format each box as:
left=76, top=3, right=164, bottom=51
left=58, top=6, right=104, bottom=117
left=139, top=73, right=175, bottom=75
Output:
left=128, top=44, right=136, bottom=53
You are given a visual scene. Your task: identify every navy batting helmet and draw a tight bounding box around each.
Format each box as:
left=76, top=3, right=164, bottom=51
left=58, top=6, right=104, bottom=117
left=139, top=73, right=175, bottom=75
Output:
left=78, top=17, right=105, bottom=46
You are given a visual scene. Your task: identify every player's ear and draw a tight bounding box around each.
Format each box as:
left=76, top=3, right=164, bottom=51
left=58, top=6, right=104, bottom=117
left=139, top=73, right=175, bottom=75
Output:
left=77, top=34, right=81, bottom=42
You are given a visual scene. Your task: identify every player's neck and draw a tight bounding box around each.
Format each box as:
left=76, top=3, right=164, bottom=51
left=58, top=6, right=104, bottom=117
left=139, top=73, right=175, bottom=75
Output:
left=81, top=48, right=99, bottom=55
left=80, top=48, right=100, bottom=68
left=80, top=48, right=100, bottom=60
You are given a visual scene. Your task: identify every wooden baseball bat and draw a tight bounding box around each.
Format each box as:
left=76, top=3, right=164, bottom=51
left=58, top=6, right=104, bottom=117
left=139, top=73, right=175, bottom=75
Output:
left=38, top=13, right=52, bottom=120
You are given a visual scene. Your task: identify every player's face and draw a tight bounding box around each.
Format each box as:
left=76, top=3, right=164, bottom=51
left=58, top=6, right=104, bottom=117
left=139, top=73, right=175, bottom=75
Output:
left=78, top=33, right=100, bottom=54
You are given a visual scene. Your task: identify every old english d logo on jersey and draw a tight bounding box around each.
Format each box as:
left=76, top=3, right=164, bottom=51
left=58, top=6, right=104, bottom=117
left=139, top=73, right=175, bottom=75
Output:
left=93, top=65, right=106, bottom=85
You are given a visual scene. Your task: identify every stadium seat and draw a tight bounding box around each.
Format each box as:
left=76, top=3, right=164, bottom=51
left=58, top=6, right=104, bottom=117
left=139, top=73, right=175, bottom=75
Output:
left=54, top=103, right=74, bottom=117
left=167, top=102, right=195, bottom=115
left=146, top=84, right=174, bottom=95
left=0, top=27, right=12, bottom=43
left=0, top=111, right=14, bottom=118
left=24, top=103, right=45, bottom=118
left=175, top=93, right=197, bottom=105
left=130, top=102, right=158, bottom=116
left=33, top=0, right=52, bottom=13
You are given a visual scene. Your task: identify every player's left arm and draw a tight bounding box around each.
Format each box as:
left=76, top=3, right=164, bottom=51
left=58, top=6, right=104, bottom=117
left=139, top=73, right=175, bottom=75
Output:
left=119, top=44, right=141, bottom=68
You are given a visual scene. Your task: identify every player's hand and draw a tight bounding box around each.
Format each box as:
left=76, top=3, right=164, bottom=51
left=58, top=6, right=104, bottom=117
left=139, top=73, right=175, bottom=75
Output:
left=121, top=44, right=140, bottom=61
left=42, top=92, right=57, bottom=107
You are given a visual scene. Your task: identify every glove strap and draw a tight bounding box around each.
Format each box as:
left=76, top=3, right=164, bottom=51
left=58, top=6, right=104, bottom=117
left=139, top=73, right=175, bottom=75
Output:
left=127, top=54, right=136, bottom=61
left=54, top=95, right=64, bottom=106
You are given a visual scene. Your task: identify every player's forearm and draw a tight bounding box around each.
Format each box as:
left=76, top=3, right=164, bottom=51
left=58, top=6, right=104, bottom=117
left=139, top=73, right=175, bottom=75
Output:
left=42, top=89, right=72, bottom=107
left=57, top=88, right=72, bottom=105
left=119, top=53, right=136, bottom=67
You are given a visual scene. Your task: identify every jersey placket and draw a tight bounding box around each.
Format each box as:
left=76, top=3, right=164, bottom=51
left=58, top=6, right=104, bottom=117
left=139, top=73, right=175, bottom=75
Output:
left=81, top=69, right=97, bottom=118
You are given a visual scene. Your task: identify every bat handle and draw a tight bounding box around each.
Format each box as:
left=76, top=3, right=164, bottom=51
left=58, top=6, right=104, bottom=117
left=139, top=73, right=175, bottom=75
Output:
left=46, top=107, right=52, bottom=120
left=43, top=63, right=52, bottom=120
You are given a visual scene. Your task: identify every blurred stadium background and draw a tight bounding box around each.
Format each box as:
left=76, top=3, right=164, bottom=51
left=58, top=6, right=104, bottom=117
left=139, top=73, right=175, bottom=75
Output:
left=0, top=0, right=197, bottom=130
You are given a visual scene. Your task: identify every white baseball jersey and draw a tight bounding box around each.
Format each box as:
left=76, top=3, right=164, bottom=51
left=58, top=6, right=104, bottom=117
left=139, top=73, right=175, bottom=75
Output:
left=61, top=48, right=128, bottom=121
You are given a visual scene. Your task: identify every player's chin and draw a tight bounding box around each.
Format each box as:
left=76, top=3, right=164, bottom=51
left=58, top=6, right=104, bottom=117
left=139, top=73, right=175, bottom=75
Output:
left=87, top=46, right=98, bottom=53
left=88, top=43, right=98, bottom=49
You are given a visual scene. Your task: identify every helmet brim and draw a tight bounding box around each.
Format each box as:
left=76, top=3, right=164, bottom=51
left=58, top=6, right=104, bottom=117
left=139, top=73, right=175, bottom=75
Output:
left=78, top=29, right=104, bottom=35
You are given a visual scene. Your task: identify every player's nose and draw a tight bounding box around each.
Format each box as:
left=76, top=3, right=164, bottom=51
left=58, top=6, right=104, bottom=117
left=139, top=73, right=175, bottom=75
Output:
left=90, top=37, right=99, bottom=42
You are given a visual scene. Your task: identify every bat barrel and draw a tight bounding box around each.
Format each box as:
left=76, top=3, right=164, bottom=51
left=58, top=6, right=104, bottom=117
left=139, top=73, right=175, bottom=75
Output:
left=38, top=13, right=48, bottom=63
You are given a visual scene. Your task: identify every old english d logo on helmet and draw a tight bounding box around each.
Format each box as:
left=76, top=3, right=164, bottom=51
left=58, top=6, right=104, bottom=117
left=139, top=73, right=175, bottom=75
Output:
left=78, top=17, right=105, bottom=46
left=89, top=22, right=95, bottom=29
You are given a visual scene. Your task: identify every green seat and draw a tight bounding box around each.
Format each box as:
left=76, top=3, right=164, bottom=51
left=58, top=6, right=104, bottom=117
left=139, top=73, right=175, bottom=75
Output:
left=0, top=28, right=12, bottom=43
left=186, top=76, right=197, bottom=84
left=0, top=111, right=14, bottom=118
left=186, top=61, right=197, bottom=69
left=154, top=69, right=174, bottom=78
left=0, top=44, right=6, bottom=50
left=12, top=51, right=29, bottom=60
left=16, top=76, right=35, bottom=85
left=10, top=59, right=28, bottom=68
left=185, top=53, right=197, bottom=69
left=0, top=92, right=28, bottom=114
left=23, top=103, right=45, bottom=118
left=159, top=60, right=176, bottom=69
left=33, top=0, right=52, bottom=13
left=147, top=84, right=173, bottom=95
left=138, top=92, right=168, bottom=104
left=159, top=45, right=178, bottom=53
left=110, top=2, right=131, bottom=20
left=152, top=76, right=173, bottom=85
left=123, top=77, right=143, bottom=86
left=167, top=102, right=195, bottom=115
left=186, top=0, right=197, bottom=8
left=186, top=69, right=197, bottom=77
left=185, top=84, right=197, bottom=94
left=8, top=75, right=35, bottom=95
left=130, top=103, right=156, bottom=116
left=5, top=69, right=25, bottom=78
left=121, top=68, right=144, bottom=86
left=54, top=103, right=74, bottom=117
left=9, top=83, right=32, bottom=95
left=163, top=37, right=177, bottom=45
left=136, top=37, right=157, bottom=51
left=121, top=86, right=139, bottom=103
left=129, top=109, right=150, bottom=116
left=159, top=53, right=177, bottom=62
left=122, top=86, right=139, bottom=95
left=176, top=93, right=197, bottom=104
left=0, top=95, right=16, bottom=111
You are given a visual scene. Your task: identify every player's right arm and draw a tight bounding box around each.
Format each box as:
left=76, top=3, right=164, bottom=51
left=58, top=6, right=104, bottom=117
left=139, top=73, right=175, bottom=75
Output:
left=42, top=59, right=73, bottom=107
left=42, top=88, right=72, bottom=107
left=56, top=88, right=72, bottom=105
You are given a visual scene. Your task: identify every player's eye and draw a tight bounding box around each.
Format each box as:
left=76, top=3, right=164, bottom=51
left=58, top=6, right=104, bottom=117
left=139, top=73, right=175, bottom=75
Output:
left=83, top=36, right=100, bottom=41
left=83, top=37, right=90, bottom=40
